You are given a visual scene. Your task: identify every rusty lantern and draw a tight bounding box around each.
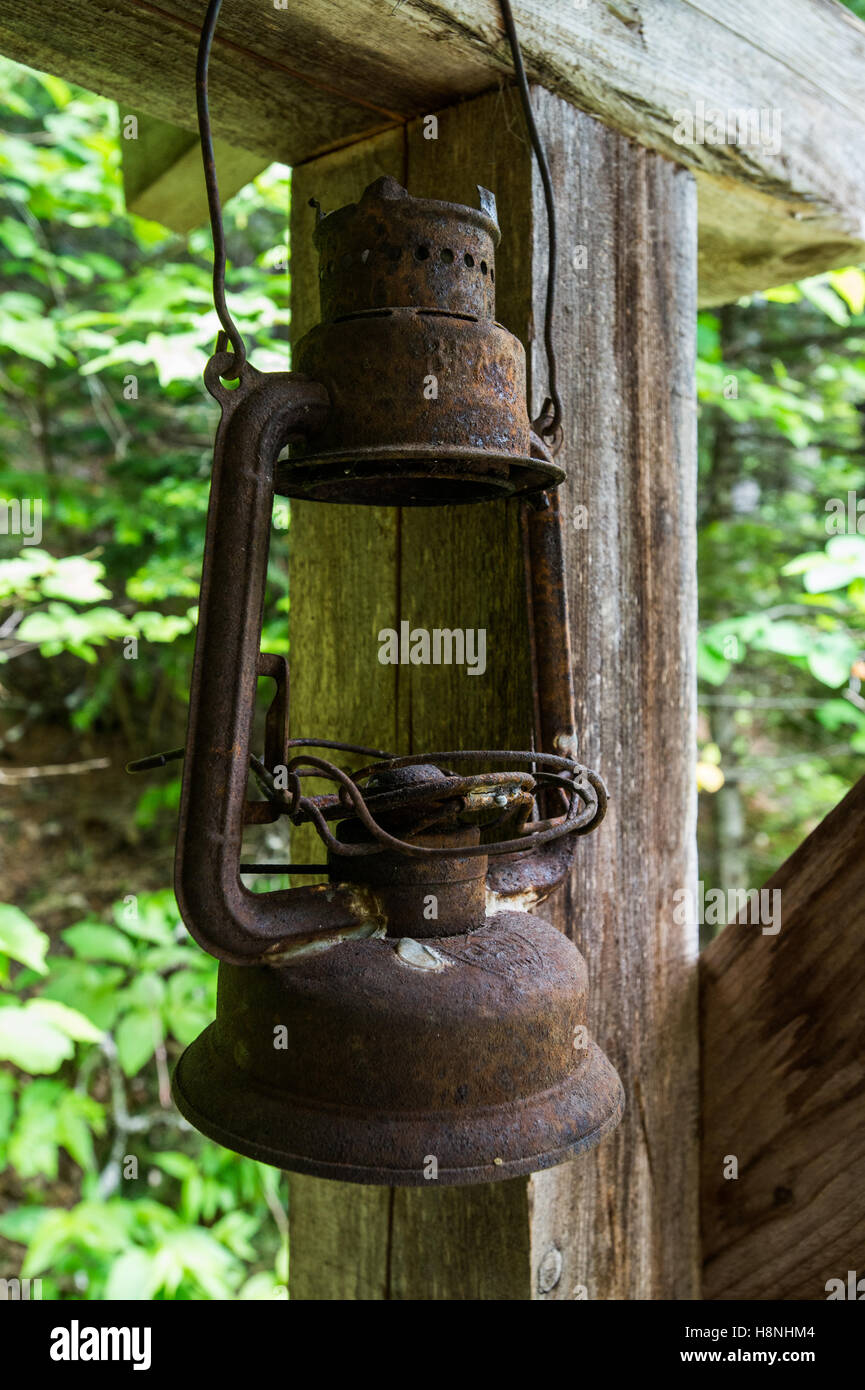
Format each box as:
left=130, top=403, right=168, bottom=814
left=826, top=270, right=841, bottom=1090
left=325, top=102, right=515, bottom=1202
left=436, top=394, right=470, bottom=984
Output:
left=282, top=176, right=564, bottom=506
left=129, top=0, right=624, bottom=1187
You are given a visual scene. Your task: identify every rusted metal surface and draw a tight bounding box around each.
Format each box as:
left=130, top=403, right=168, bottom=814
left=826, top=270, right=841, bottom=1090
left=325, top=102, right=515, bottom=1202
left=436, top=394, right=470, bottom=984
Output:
left=170, top=387, right=620, bottom=1175
left=173, top=906, right=624, bottom=1185
left=312, top=176, right=500, bottom=322
left=283, top=177, right=564, bottom=505
left=172, top=353, right=385, bottom=965
left=269, top=748, right=604, bottom=860
left=164, top=172, right=621, bottom=1184
left=487, top=491, right=583, bottom=902
left=175, top=632, right=622, bottom=1182
left=329, top=788, right=489, bottom=941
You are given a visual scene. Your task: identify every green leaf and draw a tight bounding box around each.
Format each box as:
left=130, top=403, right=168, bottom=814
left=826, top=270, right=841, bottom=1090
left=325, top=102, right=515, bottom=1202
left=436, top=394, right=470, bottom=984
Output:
left=164, top=969, right=212, bottom=1044
left=105, top=1248, right=158, bottom=1301
left=19, top=1212, right=84, bottom=1275
left=807, top=633, right=858, bottom=688
left=55, top=1090, right=105, bottom=1169
left=825, top=534, right=865, bottom=565
left=211, top=1210, right=259, bottom=1261
left=829, top=266, right=865, bottom=316
left=0, top=1004, right=75, bottom=1073
left=761, top=283, right=802, bottom=304
left=0, top=903, right=49, bottom=973
left=0, top=1205, right=50, bottom=1244
left=752, top=620, right=811, bottom=657
left=8, top=1080, right=64, bottom=1176
left=115, top=1007, right=160, bottom=1076
left=150, top=1151, right=197, bottom=1181
left=815, top=699, right=863, bottom=732
left=0, top=1070, right=15, bottom=1144
left=125, top=971, right=165, bottom=1009
left=134, top=610, right=193, bottom=643
left=17, top=601, right=133, bottom=654
left=41, top=555, right=111, bottom=603
left=140, top=942, right=204, bottom=973
left=26, top=998, right=104, bottom=1043
left=697, top=641, right=730, bottom=686
left=38, top=959, right=125, bottom=1030
left=62, top=922, right=135, bottom=965
left=238, top=1271, right=286, bottom=1300
left=114, top=891, right=178, bottom=944
left=157, top=1228, right=240, bottom=1299
left=802, top=563, right=860, bottom=593
left=0, top=217, right=39, bottom=258
left=799, top=275, right=850, bottom=326
left=0, top=299, right=67, bottom=365
left=782, top=551, right=831, bottom=577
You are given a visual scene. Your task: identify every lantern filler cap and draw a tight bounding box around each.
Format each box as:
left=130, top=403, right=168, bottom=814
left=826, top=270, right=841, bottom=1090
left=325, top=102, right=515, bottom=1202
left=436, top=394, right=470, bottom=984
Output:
left=277, top=175, right=563, bottom=506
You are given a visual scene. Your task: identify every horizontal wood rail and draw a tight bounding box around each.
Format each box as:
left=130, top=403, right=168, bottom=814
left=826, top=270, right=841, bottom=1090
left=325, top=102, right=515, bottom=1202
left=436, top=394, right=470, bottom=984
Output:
left=1, top=1, right=864, bottom=302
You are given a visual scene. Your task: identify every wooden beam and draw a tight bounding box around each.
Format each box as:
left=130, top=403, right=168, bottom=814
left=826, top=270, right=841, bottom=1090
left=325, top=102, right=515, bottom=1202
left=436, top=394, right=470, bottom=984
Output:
left=1, top=1, right=864, bottom=303
left=287, top=86, right=699, bottom=1300
left=525, top=87, right=699, bottom=1300
left=701, top=773, right=865, bottom=1301
left=122, top=111, right=268, bottom=234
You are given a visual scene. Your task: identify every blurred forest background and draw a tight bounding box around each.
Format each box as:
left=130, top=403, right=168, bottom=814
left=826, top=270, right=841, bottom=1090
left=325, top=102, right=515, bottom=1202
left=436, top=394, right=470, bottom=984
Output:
left=1, top=51, right=865, bottom=1297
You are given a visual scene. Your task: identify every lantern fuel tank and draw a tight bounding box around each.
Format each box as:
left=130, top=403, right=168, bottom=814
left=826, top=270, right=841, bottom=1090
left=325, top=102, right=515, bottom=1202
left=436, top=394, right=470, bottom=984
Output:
left=172, top=783, right=623, bottom=1185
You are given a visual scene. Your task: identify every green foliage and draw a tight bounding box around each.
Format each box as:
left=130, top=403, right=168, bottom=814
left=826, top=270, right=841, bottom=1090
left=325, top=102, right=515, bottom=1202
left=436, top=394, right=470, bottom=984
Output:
left=0, top=60, right=288, bottom=1300
left=698, top=268, right=865, bottom=888
left=0, top=902, right=50, bottom=976
left=0, top=56, right=290, bottom=736
left=0, top=895, right=285, bottom=1300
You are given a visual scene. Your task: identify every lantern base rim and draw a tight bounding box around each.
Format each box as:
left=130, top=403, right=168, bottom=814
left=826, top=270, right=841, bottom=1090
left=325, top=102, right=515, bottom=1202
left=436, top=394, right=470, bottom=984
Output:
left=171, top=1028, right=623, bottom=1186
left=276, top=445, right=564, bottom=506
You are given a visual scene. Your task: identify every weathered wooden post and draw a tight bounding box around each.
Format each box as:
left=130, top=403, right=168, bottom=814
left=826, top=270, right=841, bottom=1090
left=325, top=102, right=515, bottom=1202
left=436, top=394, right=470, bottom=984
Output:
left=288, top=88, right=698, bottom=1300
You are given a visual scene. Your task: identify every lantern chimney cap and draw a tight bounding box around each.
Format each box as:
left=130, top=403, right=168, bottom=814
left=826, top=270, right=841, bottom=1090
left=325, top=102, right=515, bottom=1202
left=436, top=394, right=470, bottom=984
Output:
left=308, top=175, right=502, bottom=326
left=312, top=176, right=500, bottom=247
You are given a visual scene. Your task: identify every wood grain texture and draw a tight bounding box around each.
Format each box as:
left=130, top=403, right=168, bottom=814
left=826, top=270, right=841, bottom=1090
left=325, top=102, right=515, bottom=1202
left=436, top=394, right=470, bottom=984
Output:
left=287, top=88, right=699, bottom=1300
left=289, top=1181, right=391, bottom=1300
left=374, top=97, right=538, bottom=1301
left=286, top=130, right=406, bottom=1297
left=122, top=111, right=268, bottom=235
left=2, top=0, right=864, bottom=300
left=701, top=773, right=865, bottom=1302
left=397, top=91, right=535, bottom=759
left=287, top=94, right=540, bottom=1302
left=526, top=91, right=700, bottom=1301
left=389, top=1179, right=532, bottom=1301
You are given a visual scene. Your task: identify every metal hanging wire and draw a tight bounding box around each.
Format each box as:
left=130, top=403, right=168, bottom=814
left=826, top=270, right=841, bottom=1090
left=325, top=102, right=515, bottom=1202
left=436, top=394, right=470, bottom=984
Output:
left=195, top=0, right=560, bottom=423
left=196, top=0, right=247, bottom=377
left=498, top=0, right=563, bottom=449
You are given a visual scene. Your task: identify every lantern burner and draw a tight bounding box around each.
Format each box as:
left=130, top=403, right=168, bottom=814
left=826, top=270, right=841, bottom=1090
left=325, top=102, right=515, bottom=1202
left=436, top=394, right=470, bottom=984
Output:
left=281, top=177, right=564, bottom=506
left=253, top=743, right=605, bottom=863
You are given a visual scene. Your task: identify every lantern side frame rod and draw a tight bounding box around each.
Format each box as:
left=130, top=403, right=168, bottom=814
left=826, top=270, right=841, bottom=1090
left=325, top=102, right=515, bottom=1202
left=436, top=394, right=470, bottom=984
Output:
left=172, top=357, right=388, bottom=965
left=485, top=492, right=581, bottom=905
left=171, top=353, right=602, bottom=952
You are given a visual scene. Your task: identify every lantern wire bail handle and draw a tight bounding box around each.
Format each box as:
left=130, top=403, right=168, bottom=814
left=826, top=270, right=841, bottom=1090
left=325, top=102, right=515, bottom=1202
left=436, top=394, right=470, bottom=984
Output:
left=498, top=0, right=562, bottom=454
left=196, top=0, right=247, bottom=379
left=195, top=1, right=556, bottom=422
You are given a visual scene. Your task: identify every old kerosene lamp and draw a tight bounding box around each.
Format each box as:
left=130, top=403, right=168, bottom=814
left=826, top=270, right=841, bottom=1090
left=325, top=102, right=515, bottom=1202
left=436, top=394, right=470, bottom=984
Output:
left=130, top=0, right=623, bottom=1185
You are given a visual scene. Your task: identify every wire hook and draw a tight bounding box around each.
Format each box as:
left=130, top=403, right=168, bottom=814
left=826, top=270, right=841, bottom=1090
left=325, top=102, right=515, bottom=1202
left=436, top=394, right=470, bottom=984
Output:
left=498, top=0, right=563, bottom=450
left=196, top=0, right=247, bottom=378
